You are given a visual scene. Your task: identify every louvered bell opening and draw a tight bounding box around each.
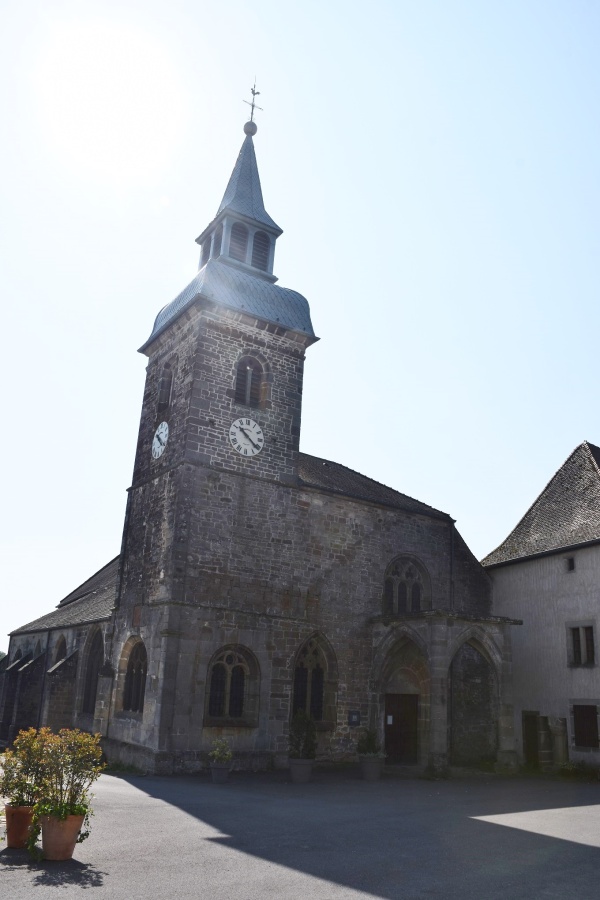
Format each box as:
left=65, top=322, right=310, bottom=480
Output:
left=229, top=222, right=248, bottom=262
left=212, top=225, right=222, bottom=258
left=157, top=364, right=173, bottom=413
left=201, top=238, right=211, bottom=267
left=235, top=357, right=262, bottom=407
left=251, top=231, right=270, bottom=270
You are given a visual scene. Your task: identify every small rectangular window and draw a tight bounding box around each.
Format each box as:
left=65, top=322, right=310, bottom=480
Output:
left=567, top=557, right=575, bottom=571
left=585, top=627, right=595, bottom=665
left=573, top=705, right=599, bottom=748
left=572, top=627, right=582, bottom=665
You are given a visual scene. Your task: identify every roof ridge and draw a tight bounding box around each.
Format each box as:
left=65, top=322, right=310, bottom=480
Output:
left=583, top=439, right=600, bottom=476
left=481, top=441, right=595, bottom=565
left=58, top=556, right=120, bottom=607
left=298, top=451, right=446, bottom=516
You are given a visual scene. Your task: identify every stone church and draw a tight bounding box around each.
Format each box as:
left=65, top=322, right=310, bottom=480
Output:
left=0, top=119, right=519, bottom=775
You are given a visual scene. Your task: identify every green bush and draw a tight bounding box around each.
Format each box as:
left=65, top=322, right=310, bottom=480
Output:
left=0, top=727, right=54, bottom=807
left=357, top=729, right=382, bottom=756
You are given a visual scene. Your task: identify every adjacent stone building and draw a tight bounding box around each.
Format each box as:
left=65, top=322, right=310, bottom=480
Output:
left=0, top=120, right=519, bottom=774
left=483, top=440, right=600, bottom=769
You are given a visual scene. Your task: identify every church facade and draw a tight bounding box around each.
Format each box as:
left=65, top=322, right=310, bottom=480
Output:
left=0, top=121, right=519, bottom=775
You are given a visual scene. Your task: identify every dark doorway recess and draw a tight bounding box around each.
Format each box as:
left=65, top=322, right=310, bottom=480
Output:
left=384, top=693, right=418, bottom=763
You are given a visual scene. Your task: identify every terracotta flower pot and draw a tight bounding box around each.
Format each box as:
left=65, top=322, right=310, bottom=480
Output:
left=41, top=814, right=85, bottom=861
left=289, top=758, right=313, bottom=783
left=5, top=805, right=34, bottom=849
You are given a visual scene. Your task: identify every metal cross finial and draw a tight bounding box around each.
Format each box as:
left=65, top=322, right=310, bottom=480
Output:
left=243, top=82, right=263, bottom=122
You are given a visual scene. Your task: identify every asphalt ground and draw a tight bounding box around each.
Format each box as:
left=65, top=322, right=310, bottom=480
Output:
left=2, top=768, right=600, bottom=899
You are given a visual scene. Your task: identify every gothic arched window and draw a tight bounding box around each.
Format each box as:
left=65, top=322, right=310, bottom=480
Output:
left=292, top=636, right=337, bottom=724
left=382, top=557, right=430, bottom=615
left=234, top=356, right=263, bottom=408
left=123, top=641, right=147, bottom=713
left=82, top=630, right=103, bottom=715
left=251, top=231, right=270, bottom=270
left=229, top=223, right=249, bottom=262
left=205, top=646, right=259, bottom=726
left=157, top=363, right=173, bottom=414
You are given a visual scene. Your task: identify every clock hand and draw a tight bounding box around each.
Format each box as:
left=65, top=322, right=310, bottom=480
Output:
left=238, top=426, right=260, bottom=450
left=155, top=434, right=164, bottom=446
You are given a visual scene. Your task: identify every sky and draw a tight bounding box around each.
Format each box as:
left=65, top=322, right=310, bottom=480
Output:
left=2, top=0, right=600, bottom=645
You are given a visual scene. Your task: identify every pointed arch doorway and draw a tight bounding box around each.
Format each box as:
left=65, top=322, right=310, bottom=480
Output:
left=377, top=635, right=430, bottom=766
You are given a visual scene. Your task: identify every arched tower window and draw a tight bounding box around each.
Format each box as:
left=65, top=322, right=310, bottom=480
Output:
left=82, top=630, right=103, bottom=715
left=234, top=356, right=263, bottom=407
left=229, top=223, right=249, bottom=262
left=251, top=231, right=270, bottom=271
left=54, top=636, right=67, bottom=665
left=157, top=363, right=173, bottom=413
left=204, top=646, right=259, bottom=726
left=212, top=225, right=223, bottom=258
left=123, top=641, right=147, bottom=713
left=382, top=557, right=431, bottom=615
left=292, top=636, right=337, bottom=725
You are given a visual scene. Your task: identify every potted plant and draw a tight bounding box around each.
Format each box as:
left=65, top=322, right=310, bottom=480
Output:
left=208, top=738, right=233, bottom=784
left=288, top=709, right=317, bottom=783
left=1, top=727, right=51, bottom=849
left=27, top=729, right=105, bottom=861
left=357, top=729, right=386, bottom=781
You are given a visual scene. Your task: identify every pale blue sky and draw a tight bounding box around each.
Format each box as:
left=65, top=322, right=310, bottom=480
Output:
left=2, top=0, right=599, bottom=643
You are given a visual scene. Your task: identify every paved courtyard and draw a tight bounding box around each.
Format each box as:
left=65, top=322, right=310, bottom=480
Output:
left=2, top=768, right=600, bottom=899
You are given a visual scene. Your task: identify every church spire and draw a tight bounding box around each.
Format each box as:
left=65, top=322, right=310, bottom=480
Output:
left=195, top=116, right=282, bottom=280
left=216, top=122, right=281, bottom=232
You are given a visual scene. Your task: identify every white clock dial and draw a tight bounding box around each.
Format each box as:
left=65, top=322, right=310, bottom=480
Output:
left=229, top=417, right=264, bottom=457
left=152, top=421, right=169, bottom=459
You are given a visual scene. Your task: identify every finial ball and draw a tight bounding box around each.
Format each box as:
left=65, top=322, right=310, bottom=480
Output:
left=244, top=120, right=258, bottom=136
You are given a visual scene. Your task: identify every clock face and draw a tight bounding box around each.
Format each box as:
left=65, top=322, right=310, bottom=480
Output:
left=229, top=417, right=264, bottom=457
left=152, top=421, right=169, bottom=459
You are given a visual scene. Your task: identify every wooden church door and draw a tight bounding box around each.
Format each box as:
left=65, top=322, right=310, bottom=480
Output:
left=385, top=693, right=419, bottom=763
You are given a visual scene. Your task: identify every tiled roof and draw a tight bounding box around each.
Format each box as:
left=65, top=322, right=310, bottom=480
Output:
left=482, top=441, right=600, bottom=566
left=141, top=257, right=315, bottom=349
left=11, top=558, right=119, bottom=635
left=216, top=133, right=281, bottom=232
left=298, top=453, right=449, bottom=519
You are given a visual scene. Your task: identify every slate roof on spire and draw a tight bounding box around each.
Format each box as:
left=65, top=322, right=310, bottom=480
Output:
left=482, top=441, right=600, bottom=567
left=217, top=133, right=281, bottom=232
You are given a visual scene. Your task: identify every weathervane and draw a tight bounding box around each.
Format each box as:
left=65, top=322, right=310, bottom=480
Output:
left=244, top=82, right=263, bottom=122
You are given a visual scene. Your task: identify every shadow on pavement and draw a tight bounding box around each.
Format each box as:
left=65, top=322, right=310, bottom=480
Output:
left=0, top=847, right=106, bottom=887
left=109, top=769, right=600, bottom=899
